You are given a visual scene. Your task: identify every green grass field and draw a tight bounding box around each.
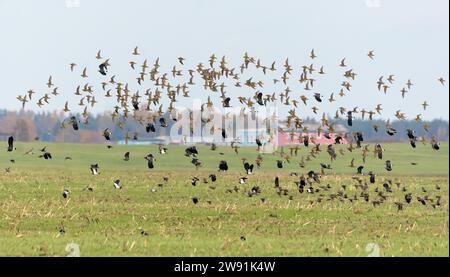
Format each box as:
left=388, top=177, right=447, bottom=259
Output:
left=0, top=142, right=448, bottom=256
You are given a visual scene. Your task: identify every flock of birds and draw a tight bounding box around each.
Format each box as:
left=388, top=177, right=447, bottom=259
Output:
left=6, top=48, right=449, bottom=235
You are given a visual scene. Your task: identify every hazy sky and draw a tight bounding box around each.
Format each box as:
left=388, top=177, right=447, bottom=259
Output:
left=0, top=0, right=448, bottom=120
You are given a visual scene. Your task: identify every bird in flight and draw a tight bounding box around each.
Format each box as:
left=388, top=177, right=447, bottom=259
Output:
left=46, top=76, right=53, bottom=88
left=69, top=63, right=77, bottom=72
left=132, top=46, right=140, bottom=56
left=81, top=67, right=88, bottom=78
left=96, top=50, right=103, bottom=60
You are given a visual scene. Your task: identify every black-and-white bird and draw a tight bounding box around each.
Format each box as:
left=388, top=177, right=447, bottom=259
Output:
left=146, top=123, right=156, bottom=133
left=375, top=144, right=383, bottom=159
left=249, top=186, right=261, bottom=196
left=409, top=138, right=417, bottom=148
left=383, top=182, right=393, bottom=193
left=191, top=158, right=202, bottom=169
left=62, top=189, right=70, bottom=199
left=405, top=193, right=413, bottom=204
left=132, top=101, right=139, bottom=111
left=123, top=152, right=130, bottom=161
left=191, top=177, right=200, bottom=186
left=357, top=166, right=364, bottom=175
left=222, top=97, right=231, bottom=108
left=159, top=145, right=168, bottom=155
left=185, top=146, right=198, bottom=157
left=70, top=116, right=79, bottom=131
left=40, top=152, right=52, bottom=160
left=113, top=179, right=122, bottom=189
left=369, top=172, right=376, bottom=184
left=256, top=138, right=263, bottom=148
left=314, top=93, right=322, bottom=102
left=103, top=128, right=112, bottom=141
left=99, top=63, right=108, bottom=76
left=276, top=160, right=284, bottom=169
left=406, top=129, right=416, bottom=140
left=354, top=132, right=364, bottom=148
left=221, top=129, right=227, bottom=139
left=431, top=137, right=440, bottom=150
left=145, top=154, right=156, bottom=169
left=209, top=174, right=217, bottom=182
left=385, top=160, right=392, bottom=171
left=7, top=136, right=15, bottom=152
left=219, top=160, right=228, bottom=172
left=256, top=92, right=264, bottom=106
left=303, top=136, right=309, bottom=147
left=386, top=127, right=397, bottom=136
left=140, top=228, right=149, bottom=236
left=159, top=117, right=167, bottom=127
left=297, top=181, right=305, bottom=193
left=347, top=111, right=353, bottom=126
left=90, top=164, right=99, bottom=175
left=244, top=162, right=254, bottom=175
left=239, top=177, right=248, bottom=184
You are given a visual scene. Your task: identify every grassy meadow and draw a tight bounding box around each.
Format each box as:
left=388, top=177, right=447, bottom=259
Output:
left=0, top=142, right=448, bottom=256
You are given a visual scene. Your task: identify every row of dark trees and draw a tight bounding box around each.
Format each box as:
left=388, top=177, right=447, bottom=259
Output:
left=0, top=109, right=448, bottom=143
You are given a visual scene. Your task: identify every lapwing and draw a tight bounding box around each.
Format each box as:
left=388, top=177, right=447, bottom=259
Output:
left=145, top=154, right=156, bottom=169
left=243, top=162, right=254, bottom=175
left=103, top=128, right=112, bottom=141
left=70, top=116, right=79, bottom=131
left=347, top=111, right=353, bottom=126
left=90, top=164, right=99, bottom=175
left=39, top=152, right=52, bottom=160
left=185, top=146, right=198, bottom=157
left=191, top=177, right=200, bottom=186
left=385, top=160, right=392, bottom=171
left=113, top=179, right=122, bottom=189
left=219, top=160, right=228, bottom=172
left=98, top=63, right=108, bottom=76
left=159, top=117, right=167, bottom=127
left=405, top=193, right=413, bottom=204
left=209, top=174, right=217, bottom=182
left=7, top=136, right=15, bottom=152
left=140, top=228, right=149, bottom=236
left=146, top=123, right=156, bottom=133
left=369, top=172, right=376, bottom=184
left=375, top=144, right=383, bottom=159
left=159, top=145, right=168, bottom=155
left=62, top=189, right=70, bottom=199
left=276, top=160, right=284, bottom=169
left=191, top=158, right=202, bottom=169
left=357, top=166, right=364, bottom=175
left=239, top=177, right=248, bottom=184
left=123, top=152, right=130, bottom=161
left=386, top=127, right=397, bottom=136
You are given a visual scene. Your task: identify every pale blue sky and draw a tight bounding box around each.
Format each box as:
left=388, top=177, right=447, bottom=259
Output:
left=0, top=0, right=448, bottom=120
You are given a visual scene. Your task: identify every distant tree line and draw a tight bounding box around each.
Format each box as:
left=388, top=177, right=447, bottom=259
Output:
left=0, top=109, right=448, bottom=143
